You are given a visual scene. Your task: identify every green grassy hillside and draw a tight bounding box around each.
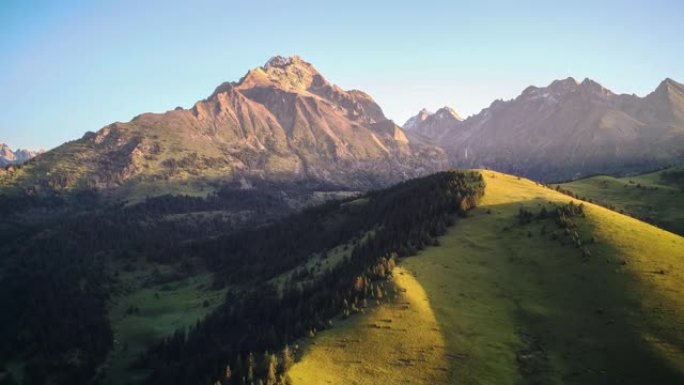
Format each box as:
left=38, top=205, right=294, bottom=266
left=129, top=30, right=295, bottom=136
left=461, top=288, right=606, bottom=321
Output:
left=555, top=166, right=684, bottom=235
left=101, top=263, right=226, bottom=384
left=291, top=170, right=684, bottom=385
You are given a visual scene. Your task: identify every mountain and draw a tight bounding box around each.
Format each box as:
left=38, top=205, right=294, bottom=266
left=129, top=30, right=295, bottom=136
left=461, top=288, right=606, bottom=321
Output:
left=403, top=106, right=462, bottom=141
left=0, top=56, right=447, bottom=198
left=0, top=143, right=43, bottom=167
left=405, top=77, right=684, bottom=181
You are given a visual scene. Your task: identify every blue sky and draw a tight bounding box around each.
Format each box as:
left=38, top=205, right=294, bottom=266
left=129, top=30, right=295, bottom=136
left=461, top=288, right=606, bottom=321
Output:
left=1, top=0, right=683, bottom=150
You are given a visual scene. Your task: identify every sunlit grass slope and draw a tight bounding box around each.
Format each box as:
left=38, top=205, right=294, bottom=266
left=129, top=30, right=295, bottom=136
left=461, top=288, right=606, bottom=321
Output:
left=288, top=266, right=449, bottom=384
left=292, top=170, right=684, bottom=385
left=556, top=166, right=684, bottom=235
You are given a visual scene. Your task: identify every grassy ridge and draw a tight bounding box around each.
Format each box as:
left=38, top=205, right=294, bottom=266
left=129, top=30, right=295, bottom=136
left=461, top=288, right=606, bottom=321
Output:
left=555, top=166, right=684, bottom=235
left=292, top=170, right=684, bottom=384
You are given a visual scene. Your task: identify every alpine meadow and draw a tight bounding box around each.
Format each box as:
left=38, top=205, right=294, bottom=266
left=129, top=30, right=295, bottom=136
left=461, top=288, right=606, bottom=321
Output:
left=1, top=2, right=683, bottom=385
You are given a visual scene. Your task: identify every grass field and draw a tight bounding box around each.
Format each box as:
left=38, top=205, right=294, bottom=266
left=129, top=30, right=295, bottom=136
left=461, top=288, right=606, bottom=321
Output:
left=291, top=170, right=684, bottom=384
left=101, top=263, right=226, bottom=384
left=556, top=166, right=684, bottom=235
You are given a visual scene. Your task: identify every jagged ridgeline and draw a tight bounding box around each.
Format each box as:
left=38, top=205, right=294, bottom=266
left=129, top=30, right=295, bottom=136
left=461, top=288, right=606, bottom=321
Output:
left=142, top=170, right=485, bottom=385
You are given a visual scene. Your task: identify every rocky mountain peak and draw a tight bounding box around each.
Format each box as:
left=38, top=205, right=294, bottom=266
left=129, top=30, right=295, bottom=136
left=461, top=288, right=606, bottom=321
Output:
left=263, top=55, right=304, bottom=69
left=579, top=78, right=614, bottom=97
left=0, top=143, right=13, bottom=159
left=209, top=56, right=329, bottom=100
left=403, top=109, right=433, bottom=131
left=656, top=77, right=684, bottom=95
left=548, top=77, right=580, bottom=92
left=520, top=77, right=578, bottom=102
left=552, top=76, right=579, bottom=86
left=520, top=77, right=614, bottom=103
left=403, top=105, right=463, bottom=141
left=0, top=143, right=44, bottom=167
left=247, top=55, right=326, bottom=92
left=434, top=106, right=462, bottom=121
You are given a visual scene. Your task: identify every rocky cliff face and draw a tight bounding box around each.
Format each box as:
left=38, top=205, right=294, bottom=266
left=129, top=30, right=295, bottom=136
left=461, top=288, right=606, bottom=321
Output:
left=0, top=56, right=447, bottom=197
left=405, top=77, right=684, bottom=181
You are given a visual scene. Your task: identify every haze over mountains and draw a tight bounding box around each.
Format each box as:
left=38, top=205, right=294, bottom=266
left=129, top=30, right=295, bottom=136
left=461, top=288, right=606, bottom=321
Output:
left=405, top=77, right=684, bottom=180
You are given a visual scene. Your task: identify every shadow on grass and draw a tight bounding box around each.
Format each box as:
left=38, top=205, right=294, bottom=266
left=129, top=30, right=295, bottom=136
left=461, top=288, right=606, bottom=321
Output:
left=415, top=198, right=684, bottom=385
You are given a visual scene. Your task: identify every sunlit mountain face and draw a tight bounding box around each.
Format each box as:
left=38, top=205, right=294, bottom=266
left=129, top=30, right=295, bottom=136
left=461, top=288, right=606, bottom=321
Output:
left=0, top=56, right=447, bottom=200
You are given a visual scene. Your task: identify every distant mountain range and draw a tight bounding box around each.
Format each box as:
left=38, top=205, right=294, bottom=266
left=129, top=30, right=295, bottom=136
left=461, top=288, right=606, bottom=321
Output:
left=0, top=56, right=446, bottom=197
left=404, top=77, right=684, bottom=181
left=0, top=144, right=43, bottom=167
left=2, top=57, right=683, bottom=197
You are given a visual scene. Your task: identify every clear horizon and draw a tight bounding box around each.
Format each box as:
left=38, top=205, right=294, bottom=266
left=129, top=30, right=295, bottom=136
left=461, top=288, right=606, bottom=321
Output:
left=1, top=0, right=683, bottom=150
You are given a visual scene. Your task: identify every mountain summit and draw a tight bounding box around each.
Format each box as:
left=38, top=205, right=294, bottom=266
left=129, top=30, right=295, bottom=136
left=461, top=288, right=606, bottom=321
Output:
left=403, top=106, right=462, bottom=140
left=0, top=56, right=446, bottom=196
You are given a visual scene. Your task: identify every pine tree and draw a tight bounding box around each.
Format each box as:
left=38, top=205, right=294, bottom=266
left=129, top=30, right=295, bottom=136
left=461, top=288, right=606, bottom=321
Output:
left=246, top=352, right=255, bottom=384
left=266, top=353, right=278, bottom=385
left=280, top=345, right=294, bottom=374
